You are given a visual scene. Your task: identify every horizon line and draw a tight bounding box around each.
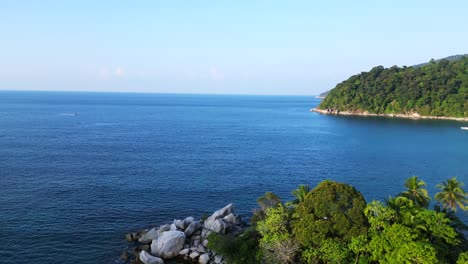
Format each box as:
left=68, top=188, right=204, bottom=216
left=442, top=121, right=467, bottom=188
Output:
left=0, top=89, right=321, bottom=97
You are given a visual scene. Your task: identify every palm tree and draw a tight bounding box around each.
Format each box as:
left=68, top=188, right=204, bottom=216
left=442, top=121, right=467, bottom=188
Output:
left=287, top=184, right=310, bottom=207
left=435, top=177, right=468, bottom=212
left=399, top=176, right=430, bottom=207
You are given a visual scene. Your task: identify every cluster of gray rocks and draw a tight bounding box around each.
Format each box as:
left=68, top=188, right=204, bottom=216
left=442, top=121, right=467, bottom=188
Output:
left=124, top=204, right=243, bottom=264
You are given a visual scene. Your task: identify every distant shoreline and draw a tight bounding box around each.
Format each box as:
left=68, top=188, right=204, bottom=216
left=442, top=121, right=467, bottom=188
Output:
left=311, top=108, right=468, bottom=122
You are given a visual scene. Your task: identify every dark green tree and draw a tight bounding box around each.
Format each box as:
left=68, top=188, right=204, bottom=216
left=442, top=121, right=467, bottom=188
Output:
left=292, top=180, right=368, bottom=263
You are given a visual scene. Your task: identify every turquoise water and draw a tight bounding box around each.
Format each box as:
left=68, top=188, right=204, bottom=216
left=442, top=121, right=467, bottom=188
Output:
left=0, top=91, right=467, bottom=263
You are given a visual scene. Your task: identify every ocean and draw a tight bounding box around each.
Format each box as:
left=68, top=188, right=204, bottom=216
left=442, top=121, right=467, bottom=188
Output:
left=0, top=91, right=467, bottom=263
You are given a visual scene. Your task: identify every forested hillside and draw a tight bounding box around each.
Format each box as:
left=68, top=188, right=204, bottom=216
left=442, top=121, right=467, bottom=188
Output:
left=319, top=56, right=468, bottom=117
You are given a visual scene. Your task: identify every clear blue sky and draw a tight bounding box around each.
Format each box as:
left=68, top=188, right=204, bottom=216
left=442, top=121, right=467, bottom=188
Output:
left=1, top=0, right=467, bottom=95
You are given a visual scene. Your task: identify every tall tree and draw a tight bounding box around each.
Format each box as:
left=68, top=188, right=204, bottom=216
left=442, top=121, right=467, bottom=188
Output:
left=293, top=180, right=368, bottom=263
left=435, top=177, right=468, bottom=212
left=399, top=176, right=430, bottom=207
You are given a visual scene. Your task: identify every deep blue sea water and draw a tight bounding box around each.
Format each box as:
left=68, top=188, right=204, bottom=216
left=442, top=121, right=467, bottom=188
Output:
left=0, top=91, right=467, bottom=264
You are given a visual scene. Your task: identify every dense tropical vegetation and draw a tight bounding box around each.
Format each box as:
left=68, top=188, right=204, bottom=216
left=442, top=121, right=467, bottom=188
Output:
left=318, top=56, right=468, bottom=117
left=207, top=177, right=468, bottom=263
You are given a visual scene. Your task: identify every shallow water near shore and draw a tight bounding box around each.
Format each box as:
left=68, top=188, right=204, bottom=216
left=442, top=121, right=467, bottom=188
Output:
left=0, top=91, right=467, bottom=264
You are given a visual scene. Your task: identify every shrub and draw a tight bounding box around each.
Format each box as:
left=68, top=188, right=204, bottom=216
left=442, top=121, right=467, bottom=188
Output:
left=206, top=227, right=260, bottom=264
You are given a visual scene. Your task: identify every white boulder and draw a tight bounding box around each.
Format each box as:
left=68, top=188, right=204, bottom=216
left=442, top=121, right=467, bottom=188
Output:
left=178, top=248, right=189, bottom=255
left=184, top=221, right=201, bottom=236
left=140, top=250, right=164, bottom=264
left=151, top=231, right=186, bottom=259
left=138, top=224, right=171, bottom=243
left=206, top=219, right=229, bottom=234
left=183, top=216, right=195, bottom=228
left=139, top=228, right=159, bottom=244
left=174, top=219, right=185, bottom=230
left=205, top=204, right=233, bottom=223
left=189, top=251, right=200, bottom=259
left=223, top=213, right=236, bottom=224
left=199, top=253, right=210, bottom=264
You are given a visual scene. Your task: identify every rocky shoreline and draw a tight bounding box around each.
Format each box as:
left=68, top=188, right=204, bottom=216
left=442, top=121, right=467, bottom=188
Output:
left=311, top=108, right=468, bottom=122
left=122, top=204, right=244, bottom=264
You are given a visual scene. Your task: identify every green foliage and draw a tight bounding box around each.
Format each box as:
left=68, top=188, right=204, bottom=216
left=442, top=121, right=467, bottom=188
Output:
left=399, top=176, right=430, bottom=207
left=435, top=177, right=468, bottom=212
left=361, top=191, right=461, bottom=264
left=319, top=57, right=468, bottom=117
left=257, top=204, right=291, bottom=244
left=366, top=223, right=438, bottom=264
left=293, top=180, right=368, bottom=249
left=257, top=204, right=299, bottom=263
left=206, top=227, right=260, bottom=264
left=457, top=252, right=468, bottom=264
left=251, top=191, right=282, bottom=224
left=303, top=238, right=351, bottom=264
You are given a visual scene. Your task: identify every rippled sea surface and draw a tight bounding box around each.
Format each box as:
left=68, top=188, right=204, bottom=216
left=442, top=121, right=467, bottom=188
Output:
left=0, top=91, right=467, bottom=263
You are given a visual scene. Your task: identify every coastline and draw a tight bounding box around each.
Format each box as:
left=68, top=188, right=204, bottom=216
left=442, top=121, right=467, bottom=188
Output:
left=311, top=108, right=468, bottom=122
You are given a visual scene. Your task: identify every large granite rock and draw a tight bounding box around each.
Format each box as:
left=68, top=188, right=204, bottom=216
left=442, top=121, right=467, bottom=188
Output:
left=183, top=216, right=195, bottom=228
left=139, top=224, right=172, bottom=244
left=223, top=213, right=236, bottom=224
left=205, top=219, right=229, bottom=234
left=174, top=219, right=185, bottom=230
left=151, top=231, right=186, bottom=259
left=139, top=228, right=159, bottom=244
left=207, top=204, right=233, bottom=222
left=140, top=250, right=164, bottom=264
left=204, top=204, right=234, bottom=234
left=184, top=221, right=201, bottom=236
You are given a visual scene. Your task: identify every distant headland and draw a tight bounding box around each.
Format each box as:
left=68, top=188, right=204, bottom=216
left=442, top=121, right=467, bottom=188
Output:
left=314, top=55, right=468, bottom=121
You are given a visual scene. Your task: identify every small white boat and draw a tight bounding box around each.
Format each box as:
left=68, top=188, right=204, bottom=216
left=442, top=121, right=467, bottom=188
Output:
left=461, top=127, right=468, bottom=130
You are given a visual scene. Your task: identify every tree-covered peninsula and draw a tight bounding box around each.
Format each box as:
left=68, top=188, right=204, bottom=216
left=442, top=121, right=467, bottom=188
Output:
left=317, top=56, right=468, bottom=118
